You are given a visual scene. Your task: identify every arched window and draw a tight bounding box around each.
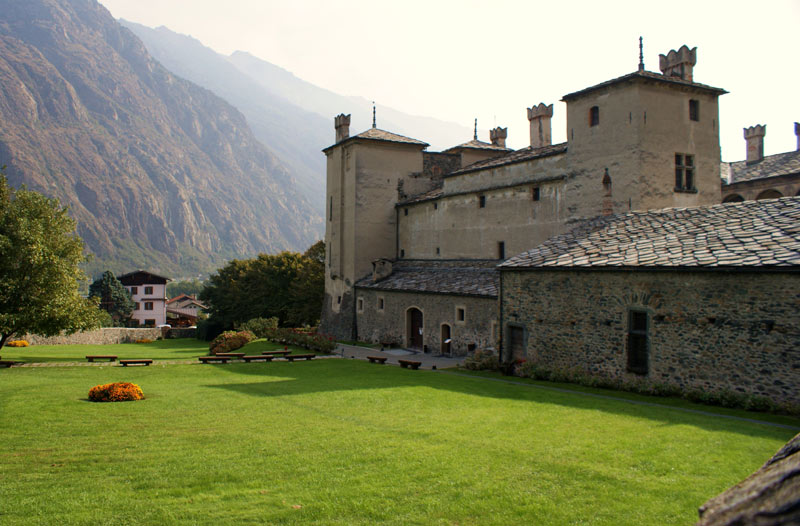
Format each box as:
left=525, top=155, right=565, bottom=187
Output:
left=722, top=194, right=744, bottom=203
left=756, top=189, right=783, bottom=200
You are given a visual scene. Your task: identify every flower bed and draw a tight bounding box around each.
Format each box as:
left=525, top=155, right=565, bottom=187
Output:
left=6, top=340, right=29, bottom=347
left=134, top=339, right=153, bottom=344
left=88, top=382, right=144, bottom=402
left=262, top=328, right=336, bottom=354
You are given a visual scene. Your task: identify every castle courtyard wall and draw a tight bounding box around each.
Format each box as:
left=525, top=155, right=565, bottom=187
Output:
left=501, top=269, right=800, bottom=406
left=355, top=289, right=497, bottom=356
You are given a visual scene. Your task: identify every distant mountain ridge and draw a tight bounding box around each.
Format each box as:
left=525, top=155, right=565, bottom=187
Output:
left=0, top=0, right=322, bottom=277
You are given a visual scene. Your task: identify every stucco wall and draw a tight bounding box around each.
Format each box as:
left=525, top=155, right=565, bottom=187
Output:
left=501, top=269, right=800, bottom=405
left=22, top=327, right=165, bottom=345
left=355, top=288, right=498, bottom=356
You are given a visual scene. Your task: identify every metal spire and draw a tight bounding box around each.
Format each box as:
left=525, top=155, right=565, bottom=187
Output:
left=474, top=118, right=477, bottom=140
left=638, top=36, right=644, bottom=72
left=372, top=101, right=376, bottom=128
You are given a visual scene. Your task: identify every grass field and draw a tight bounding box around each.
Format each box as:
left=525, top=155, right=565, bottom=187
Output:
left=0, top=338, right=308, bottom=363
left=1, top=357, right=797, bottom=525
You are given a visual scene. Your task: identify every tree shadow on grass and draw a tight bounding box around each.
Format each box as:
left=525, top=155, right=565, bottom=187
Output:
left=205, top=360, right=799, bottom=439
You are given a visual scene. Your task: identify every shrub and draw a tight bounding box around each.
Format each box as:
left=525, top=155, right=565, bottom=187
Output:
left=88, top=382, right=144, bottom=402
left=239, top=317, right=279, bottom=338
left=209, top=330, right=255, bottom=355
left=464, top=349, right=499, bottom=371
left=261, top=328, right=337, bottom=354
left=134, top=338, right=153, bottom=344
left=196, top=317, right=226, bottom=341
left=6, top=340, right=29, bottom=347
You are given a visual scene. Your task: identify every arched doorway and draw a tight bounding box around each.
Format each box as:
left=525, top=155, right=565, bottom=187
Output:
left=722, top=194, right=744, bottom=203
left=756, top=189, right=783, bottom=200
left=441, top=324, right=451, bottom=355
left=406, top=308, right=423, bottom=350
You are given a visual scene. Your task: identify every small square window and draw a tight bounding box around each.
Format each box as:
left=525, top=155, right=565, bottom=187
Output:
left=404, top=208, right=408, bottom=216
left=400, top=249, right=405, bottom=258
left=674, top=153, right=696, bottom=192
left=436, top=247, right=440, bottom=255
left=456, top=308, right=465, bottom=322
left=144, top=286, right=153, bottom=295
left=689, top=99, right=699, bottom=122
left=130, top=286, right=138, bottom=295
left=134, top=302, right=140, bottom=311
left=144, top=301, right=153, bottom=311
left=532, top=187, right=540, bottom=201
left=433, top=202, right=438, bottom=210
left=357, top=298, right=364, bottom=313
left=144, top=319, right=156, bottom=327
left=479, top=195, right=486, bottom=208
left=378, top=297, right=385, bottom=311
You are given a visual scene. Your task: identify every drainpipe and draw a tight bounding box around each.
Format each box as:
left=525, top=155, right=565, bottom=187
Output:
left=498, top=270, right=504, bottom=363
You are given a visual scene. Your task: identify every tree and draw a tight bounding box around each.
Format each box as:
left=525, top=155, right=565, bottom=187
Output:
left=0, top=174, right=103, bottom=348
left=287, top=241, right=324, bottom=326
left=167, top=279, right=204, bottom=298
left=89, top=271, right=134, bottom=324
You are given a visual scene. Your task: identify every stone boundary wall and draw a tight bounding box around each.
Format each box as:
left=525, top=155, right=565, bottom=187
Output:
left=22, top=328, right=165, bottom=346
left=501, top=269, right=800, bottom=406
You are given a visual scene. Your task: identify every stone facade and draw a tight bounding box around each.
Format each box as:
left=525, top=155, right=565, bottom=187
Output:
left=22, top=327, right=165, bottom=345
left=355, top=288, right=497, bottom=356
left=501, top=269, right=800, bottom=405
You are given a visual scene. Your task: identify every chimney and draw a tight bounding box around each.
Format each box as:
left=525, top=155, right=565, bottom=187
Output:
left=795, top=122, right=799, bottom=151
left=372, top=258, right=393, bottom=282
left=744, top=125, right=766, bottom=164
left=659, top=45, right=697, bottom=81
left=490, top=127, right=507, bottom=148
left=334, top=113, right=351, bottom=143
left=527, top=103, right=553, bottom=148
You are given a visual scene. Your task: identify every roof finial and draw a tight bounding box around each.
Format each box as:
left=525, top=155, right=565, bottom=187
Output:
left=372, top=101, right=376, bottom=129
left=474, top=118, right=477, bottom=140
left=638, top=36, right=644, bottom=72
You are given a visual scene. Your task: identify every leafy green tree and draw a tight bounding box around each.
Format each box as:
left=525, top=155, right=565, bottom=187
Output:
left=167, top=279, right=204, bottom=298
left=287, top=240, right=324, bottom=326
left=0, top=173, right=103, bottom=348
left=89, top=271, right=135, bottom=324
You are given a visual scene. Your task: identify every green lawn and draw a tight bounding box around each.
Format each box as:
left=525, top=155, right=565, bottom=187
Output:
left=0, top=338, right=310, bottom=363
left=0, top=359, right=796, bottom=526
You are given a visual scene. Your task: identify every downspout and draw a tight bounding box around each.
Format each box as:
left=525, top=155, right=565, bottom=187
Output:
left=498, top=270, right=504, bottom=363
left=395, top=207, right=400, bottom=259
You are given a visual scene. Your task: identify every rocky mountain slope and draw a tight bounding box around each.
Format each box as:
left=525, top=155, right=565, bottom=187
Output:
left=0, top=0, right=322, bottom=277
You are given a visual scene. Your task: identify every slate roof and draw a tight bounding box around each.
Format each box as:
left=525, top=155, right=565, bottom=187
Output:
left=397, top=187, right=444, bottom=206
left=446, top=142, right=568, bottom=177
left=444, top=139, right=510, bottom=152
left=561, top=70, right=727, bottom=101
left=322, top=128, right=429, bottom=152
left=723, top=149, right=800, bottom=184
left=501, top=197, right=800, bottom=270
left=355, top=261, right=499, bottom=298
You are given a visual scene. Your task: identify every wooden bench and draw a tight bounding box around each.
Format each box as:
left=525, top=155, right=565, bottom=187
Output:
left=262, top=350, right=291, bottom=356
left=242, top=355, right=274, bottom=363
left=284, top=354, right=315, bottom=362
left=398, top=359, right=422, bottom=370
left=367, top=355, right=388, bottom=364
left=86, top=355, right=117, bottom=362
left=0, top=360, right=15, bottom=368
left=199, top=356, right=230, bottom=364
left=214, top=352, right=245, bottom=359
left=119, top=359, right=153, bottom=367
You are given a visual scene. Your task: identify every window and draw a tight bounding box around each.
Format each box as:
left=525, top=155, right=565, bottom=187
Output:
left=627, top=310, right=649, bottom=375
left=144, top=302, right=153, bottom=311
left=689, top=99, right=699, bottom=122
left=498, top=241, right=505, bottom=260
left=675, top=154, right=695, bottom=191
left=337, top=296, right=341, bottom=305
left=144, top=286, right=153, bottom=295
left=134, top=302, right=140, bottom=311
left=144, top=319, right=156, bottom=327
left=130, top=286, right=138, bottom=295
left=436, top=247, right=440, bottom=255
left=433, top=202, right=438, bottom=210
left=531, top=187, right=540, bottom=201
left=479, top=195, right=486, bottom=208
left=404, top=208, right=408, bottom=216
left=507, top=325, right=525, bottom=361
left=589, top=106, right=599, bottom=127
left=378, top=297, right=384, bottom=311
left=400, top=249, right=405, bottom=258
left=357, top=298, right=364, bottom=313
left=456, top=308, right=465, bottom=322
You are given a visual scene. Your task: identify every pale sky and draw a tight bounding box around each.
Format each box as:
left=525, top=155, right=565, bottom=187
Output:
left=99, top=0, right=800, bottom=160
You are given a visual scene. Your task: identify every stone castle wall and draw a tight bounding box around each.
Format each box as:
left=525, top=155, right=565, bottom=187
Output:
left=501, top=269, right=800, bottom=405
left=22, top=327, right=165, bottom=346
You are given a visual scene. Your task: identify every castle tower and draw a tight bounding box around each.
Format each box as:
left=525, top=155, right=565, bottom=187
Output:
left=527, top=103, right=553, bottom=148
left=319, top=118, right=430, bottom=339
left=744, top=125, right=766, bottom=163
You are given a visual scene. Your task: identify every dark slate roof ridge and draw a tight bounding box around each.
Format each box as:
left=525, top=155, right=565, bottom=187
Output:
left=445, top=142, right=568, bottom=178
left=117, top=270, right=171, bottom=281
left=323, top=127, right=429, bottom=152
left=501, top=197, right=800, bottom=269
left=561, top=70, right=727, bottom=101
left=443, top=139, right=511, bottom=152
left=723, top=149, right=800, bottom=184
left=354, top=262, right=499, bottom=297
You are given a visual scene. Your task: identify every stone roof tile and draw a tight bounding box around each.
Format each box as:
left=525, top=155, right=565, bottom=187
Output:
left=323, top=128, right=428, bottom=152
left=501, top=197, right=800, bottom=270
left=723, top=149, right=800, bottom=184
left=355, top=260, right=499, bottom=297
left=446, top=142, right=568, bottom=177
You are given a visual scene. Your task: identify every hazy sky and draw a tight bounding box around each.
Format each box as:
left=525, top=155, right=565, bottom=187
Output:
left=99, top=0, right=800, bottom=159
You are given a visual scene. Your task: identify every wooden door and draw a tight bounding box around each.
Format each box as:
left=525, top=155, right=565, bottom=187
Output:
left=408, top=308, right=423, bottom=350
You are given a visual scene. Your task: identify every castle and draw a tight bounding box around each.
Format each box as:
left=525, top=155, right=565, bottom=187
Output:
left=320, top=44, right=800, bottom=406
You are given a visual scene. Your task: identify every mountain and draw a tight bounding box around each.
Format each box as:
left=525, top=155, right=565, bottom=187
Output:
left=0, top=0, right=323, bottom=278
left=119, top=21, right=328, bottom=209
